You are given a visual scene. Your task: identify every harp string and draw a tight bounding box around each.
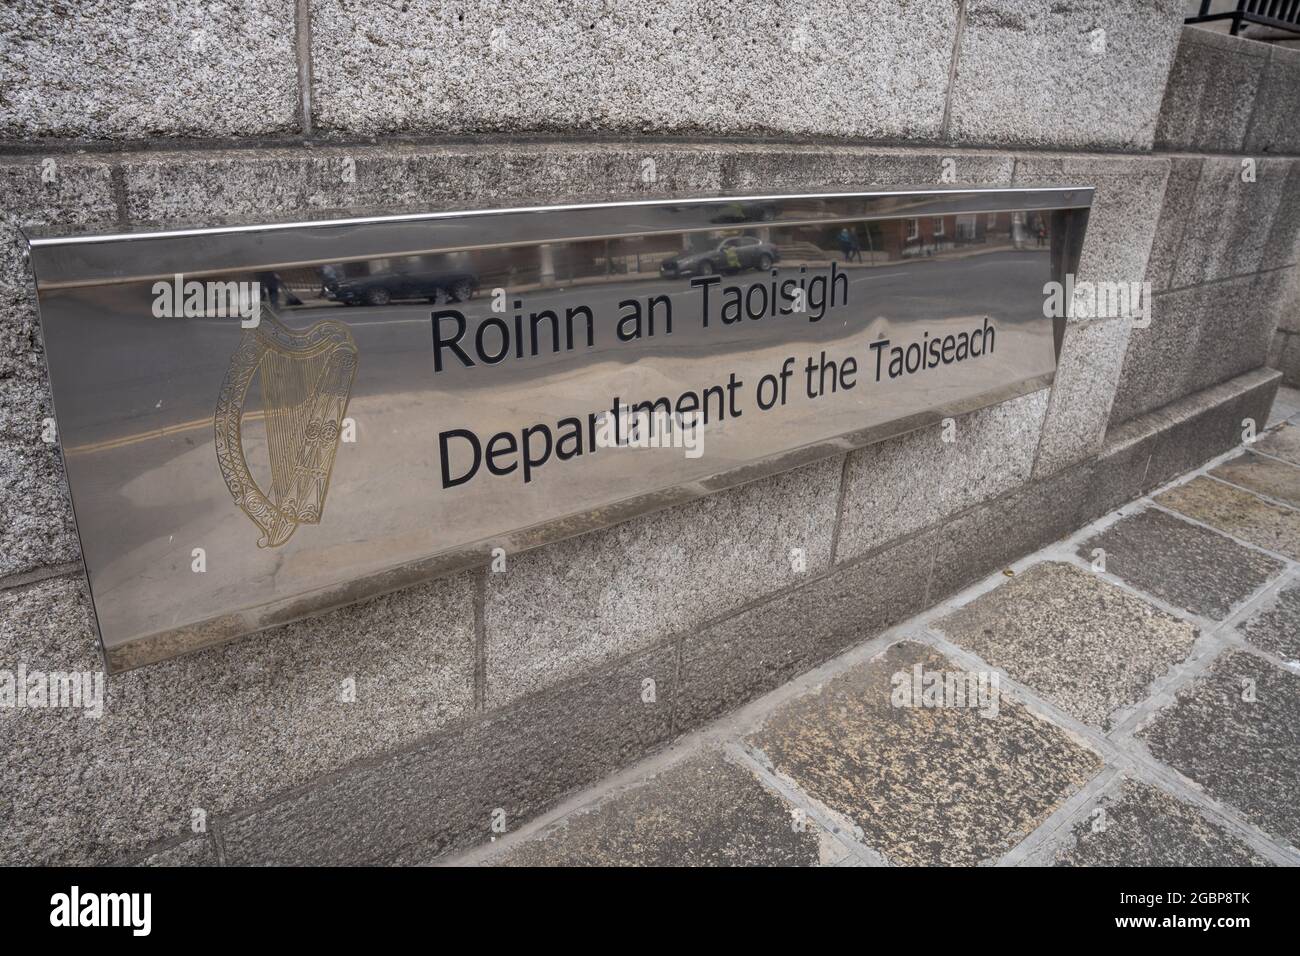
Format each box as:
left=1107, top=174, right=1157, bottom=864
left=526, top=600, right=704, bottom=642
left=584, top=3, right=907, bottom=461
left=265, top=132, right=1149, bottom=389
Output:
left=259, top=348, right=330, bottom=513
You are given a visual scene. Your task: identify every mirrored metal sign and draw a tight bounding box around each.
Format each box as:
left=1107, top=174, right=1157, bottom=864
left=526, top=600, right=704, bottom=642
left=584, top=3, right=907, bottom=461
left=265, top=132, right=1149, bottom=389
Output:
left=24, top=188, right=1092, bottom=671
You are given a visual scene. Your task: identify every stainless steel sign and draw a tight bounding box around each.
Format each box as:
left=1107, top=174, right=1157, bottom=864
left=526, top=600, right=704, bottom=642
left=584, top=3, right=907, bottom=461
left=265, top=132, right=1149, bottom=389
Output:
left=24, top=188, right=1091, bottom=671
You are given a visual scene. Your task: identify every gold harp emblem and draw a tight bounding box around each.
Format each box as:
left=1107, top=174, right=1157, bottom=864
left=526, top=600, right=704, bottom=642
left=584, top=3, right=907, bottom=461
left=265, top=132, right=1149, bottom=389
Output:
left=214, top=313, right=358, bottom=548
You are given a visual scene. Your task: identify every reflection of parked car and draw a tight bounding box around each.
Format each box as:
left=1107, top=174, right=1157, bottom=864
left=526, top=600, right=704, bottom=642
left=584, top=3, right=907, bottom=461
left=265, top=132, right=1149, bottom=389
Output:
left=323, top=265, right=479, bottom=306
left=659, top=236, right=780, bottom=278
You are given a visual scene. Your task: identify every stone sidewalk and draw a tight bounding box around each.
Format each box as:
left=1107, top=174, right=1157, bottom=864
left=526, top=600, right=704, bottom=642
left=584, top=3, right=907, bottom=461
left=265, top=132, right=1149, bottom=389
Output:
left=446, top=391, right=1300, bottom=867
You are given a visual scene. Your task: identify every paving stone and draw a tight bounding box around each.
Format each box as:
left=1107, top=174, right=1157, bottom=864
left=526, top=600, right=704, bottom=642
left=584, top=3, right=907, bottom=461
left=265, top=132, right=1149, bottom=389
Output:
left=1212, top=452, right=1300, bottom=509
left=1052, top=777, right=1269, bottom=867
left=746, top=641, right=1102, bottom=866
left=1155, top=476, right=1300, bottom=561
left=491, top=750, right=843, bottom=867
left=936, top=562, right=1198, bottom=731
left=1077, top=508, right=1284, bottom=620
left=1238, top=580, right=1300, bottom=664
left=1138, top=650, right=1300, bottom=848
left=1254, top=422, right=1300, bottom=466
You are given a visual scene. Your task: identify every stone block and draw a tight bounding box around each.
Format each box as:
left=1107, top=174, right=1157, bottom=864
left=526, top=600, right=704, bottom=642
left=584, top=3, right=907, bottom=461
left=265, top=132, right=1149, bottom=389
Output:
left=483, top=457, right=841, bottom=708
left=835, top=389, right=1048, bottom=562
left=949, top=0, right=1184, bottom=149
left=0, top=0, right=298, bottom=140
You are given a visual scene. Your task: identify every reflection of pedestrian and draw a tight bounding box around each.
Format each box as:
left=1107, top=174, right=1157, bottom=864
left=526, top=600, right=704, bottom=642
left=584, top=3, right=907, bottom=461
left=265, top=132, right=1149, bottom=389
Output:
left=723, top=244, right=741, bottom=272
left=838, top=227, right=862, bottom=263
left=1036, top=222, right=1046, bottom=247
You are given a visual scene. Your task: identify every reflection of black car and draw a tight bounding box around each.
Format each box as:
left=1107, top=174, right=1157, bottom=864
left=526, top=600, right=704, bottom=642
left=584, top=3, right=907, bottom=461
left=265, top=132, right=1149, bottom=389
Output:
left=323, top=267, right=480, bottom=306
left=659, top=236, right=780, bottom=278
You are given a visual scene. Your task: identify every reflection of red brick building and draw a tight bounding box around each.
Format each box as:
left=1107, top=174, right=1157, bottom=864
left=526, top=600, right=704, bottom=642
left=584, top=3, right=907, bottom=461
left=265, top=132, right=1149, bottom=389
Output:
left=870, top=211, right=1048, bottom=257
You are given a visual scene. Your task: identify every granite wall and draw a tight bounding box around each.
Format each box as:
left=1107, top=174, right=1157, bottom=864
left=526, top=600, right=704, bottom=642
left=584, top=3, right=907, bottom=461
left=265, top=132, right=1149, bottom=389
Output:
left=0, top=5, right=1292, bottom=864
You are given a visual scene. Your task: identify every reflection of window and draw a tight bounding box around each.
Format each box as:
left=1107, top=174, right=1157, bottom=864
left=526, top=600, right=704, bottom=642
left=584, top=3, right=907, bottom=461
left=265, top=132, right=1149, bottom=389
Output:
left=987, top=212, right=997, bottom=228
left=906, top=218, right=919, bottom=240
left=932, top=217, right=945, bottom=237
left=956, top=214, right=977, bottom=240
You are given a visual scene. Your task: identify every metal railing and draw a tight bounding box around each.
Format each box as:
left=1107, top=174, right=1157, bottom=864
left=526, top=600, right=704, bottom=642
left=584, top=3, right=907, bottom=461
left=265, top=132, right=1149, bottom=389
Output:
left=1187, top=1, right=1300, bottom=36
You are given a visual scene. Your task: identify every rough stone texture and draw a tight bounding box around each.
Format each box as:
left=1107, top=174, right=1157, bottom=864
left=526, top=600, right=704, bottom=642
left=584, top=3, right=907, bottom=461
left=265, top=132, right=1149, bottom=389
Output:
left=1212, top=451, right=1300, bottom=509
left=931, top=462, right=1095, bottom=600
left=1245, top=44, right=1300, bottom=155
left=1273, top=265, right=1300, bottom=336
left=1268, top=384, right=1300, bottom=426
left=1238, top=580, right=1300, bottom=663
left=1089, top=369, right=1280, bottom=522
left=1033, top=318, right=1132, bottom=477
left=746, top=641, right=1102, bottom=866
left=1187, top=269, right=1294, bottom=398
left=677, top=530, right=936, bottom=729
left=1110, top=273, right=1282, bottom=427
left=484, top=456, right=841, bottom=709
left=1272, top=332, right=1300, bottom=389
left=1077, top=508, right=1284, bottom=620
left=1052, top=777, right=1268, bottom=867
left=722, top=144, right=1016, bottom=193
left=310, top=1, right=960, bottom=140
left=1264, top=164, right=1300, bottom=271
left=1136, top=370, right=1281, bottom=496
left=121, top=143, right=732, bottom=226
left=1155, top=476, right=1300, bottom=561
left=1138, top=650, right=1300, bottom=848
left=1169, top=158, right=1298, bottom=290
left=220, top=643, right=678, bottom=865
left=835, top=389, right=1048, bottom=561
left=936, top=562, right=1198, bottom=730
left=1012, top=154, right=1169, bottom=293
left=1, top=157, right=118, bottom=577
left=0, top=571, right=476, bottom=865
left=490, top=750, right=841, bottom=867
left=0, top=1, right=298, bottom=140
left=948, top=0, right=1184, bottom=149
left=1154, top=27, right=1270, bottom=153
left=1254, top=421, right=1300, bottom=465
left=134, top=836, right=219, bottom=867
left=1143, top=157, right=1204, bottom=294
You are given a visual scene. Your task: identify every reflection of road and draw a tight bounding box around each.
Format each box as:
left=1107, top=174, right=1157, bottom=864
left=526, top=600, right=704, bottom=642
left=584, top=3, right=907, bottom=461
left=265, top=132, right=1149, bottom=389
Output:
left=57, top=250, right=1049, bottom=450
left=45, top=251, right=1039, bottom=452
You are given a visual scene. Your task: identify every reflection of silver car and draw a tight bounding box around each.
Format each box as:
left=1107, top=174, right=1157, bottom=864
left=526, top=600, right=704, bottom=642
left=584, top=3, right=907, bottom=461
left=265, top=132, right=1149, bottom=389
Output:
left=659, top=236, right=780, bottom=278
